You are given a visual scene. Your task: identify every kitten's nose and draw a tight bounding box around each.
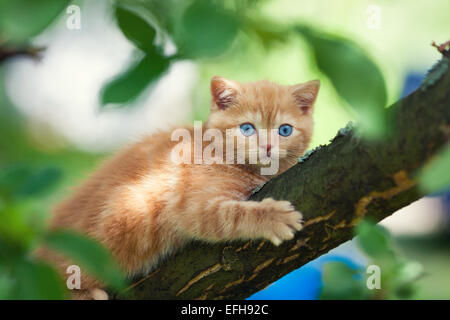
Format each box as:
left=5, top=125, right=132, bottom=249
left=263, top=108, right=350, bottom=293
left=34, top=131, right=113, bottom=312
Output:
left=265, top=145, right=272, bottom=157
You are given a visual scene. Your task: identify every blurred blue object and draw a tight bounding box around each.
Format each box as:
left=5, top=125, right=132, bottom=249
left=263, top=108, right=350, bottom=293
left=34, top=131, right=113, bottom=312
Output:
left=247, top=242, right=365, bottom=300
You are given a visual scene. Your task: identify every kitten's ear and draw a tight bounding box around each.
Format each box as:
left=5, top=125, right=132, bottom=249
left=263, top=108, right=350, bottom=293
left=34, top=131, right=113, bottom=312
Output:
left=290, top=80, right=320, bottom=115
left=210, top=76, right=239, bottom=110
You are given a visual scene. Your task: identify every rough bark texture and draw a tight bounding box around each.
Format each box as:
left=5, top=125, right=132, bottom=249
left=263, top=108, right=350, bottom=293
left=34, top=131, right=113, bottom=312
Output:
left=115, top=54, right=450, bottom=300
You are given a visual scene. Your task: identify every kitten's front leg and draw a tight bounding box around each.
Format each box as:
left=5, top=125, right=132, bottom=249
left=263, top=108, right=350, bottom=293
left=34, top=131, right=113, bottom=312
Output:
left=249, top=198, right=304, bottom=245
left=183, top=197, right=303, bottom=246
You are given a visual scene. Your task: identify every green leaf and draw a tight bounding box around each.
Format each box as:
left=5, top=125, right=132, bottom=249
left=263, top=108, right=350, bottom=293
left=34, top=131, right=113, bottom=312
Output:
left=355, top=220, right=399, bottom=270
left=139, top=0, right=176, bottom=34
left=0, top=0, right=68, bottom=41
left=320, top=262, right=368, bottom=300
left=12, top=258, right=67, bottom=299
left=44, top=230, right=126, bottom=291
left=115, top=5, right=158, bottom=53
left=418, top=144, right=450, bottom=193
left=0, top=274, right=12, bottom=299
left=396, top=261, right=423, bottom=285
left=296, top=26, right=388, bottom=139
left=0, top=264, right=13, bottom=299
left=393, top=262, right=423, bottom=299
left=176, top=1, right=239, bottom=58
left=101, top=52, right=170, bottom=106
left=0, top=165, right=62, bottom=200
left=356, top=220, right=390, bottom=257
left=246, top=19, right=288, bottom=49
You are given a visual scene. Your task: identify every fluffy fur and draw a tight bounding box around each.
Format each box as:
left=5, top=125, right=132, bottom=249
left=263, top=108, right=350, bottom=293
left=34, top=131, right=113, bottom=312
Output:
left=36, top=77, right=320, bottom=299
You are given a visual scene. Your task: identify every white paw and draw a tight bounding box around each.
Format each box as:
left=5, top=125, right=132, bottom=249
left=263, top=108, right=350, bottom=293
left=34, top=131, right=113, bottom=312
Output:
left=90, top=288, right=109, bottom=300
left=259, top=198, right=303, bottom=246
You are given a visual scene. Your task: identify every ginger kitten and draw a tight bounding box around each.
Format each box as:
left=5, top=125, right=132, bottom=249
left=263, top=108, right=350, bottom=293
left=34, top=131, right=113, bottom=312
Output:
left=37, top=76, right=320, bottom=299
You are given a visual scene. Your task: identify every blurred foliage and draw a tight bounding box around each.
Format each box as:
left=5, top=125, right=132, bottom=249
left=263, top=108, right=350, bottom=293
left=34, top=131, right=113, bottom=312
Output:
left=0, top=15, right=126, bottom=296
left=320, top=220, right=423, bottom=300
left=394, top=232, right=450, bottom=299
left=101, top=51, right=170, bottom=105
left=296, top=25, right=388, bottom=139
left=0, top=161, right=126, bottom=299
left=44, top=231, right=126, bottom=291
left=175, top=1, right=239, bottom=58
left=115, top=5, right=158, bottom=53
left=101, top=5, right=171, bottom=105
left=0, top=165, right=61, bottom=202
left=0, top=0, right=69, bottom=41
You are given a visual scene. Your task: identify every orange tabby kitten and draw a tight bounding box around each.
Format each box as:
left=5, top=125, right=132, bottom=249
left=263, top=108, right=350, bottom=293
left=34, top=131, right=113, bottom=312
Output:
left=37, top=76, right=320, bottom=299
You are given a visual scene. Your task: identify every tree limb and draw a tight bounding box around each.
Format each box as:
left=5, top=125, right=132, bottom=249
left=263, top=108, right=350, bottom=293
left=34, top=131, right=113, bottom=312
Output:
left=0, top=45, right=45, bottom=64
left=115, top=54, right=450, bottom=300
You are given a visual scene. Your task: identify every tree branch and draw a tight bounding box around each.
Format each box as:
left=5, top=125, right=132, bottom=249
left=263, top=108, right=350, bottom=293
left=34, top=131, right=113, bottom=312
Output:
left=0, top=45, right=45, bottom=64
left=115, top=54, right=450, bottom=300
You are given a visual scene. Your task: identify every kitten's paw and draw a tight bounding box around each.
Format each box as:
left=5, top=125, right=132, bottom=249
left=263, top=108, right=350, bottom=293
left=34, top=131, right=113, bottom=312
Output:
left=71, top=288, right=109, bottom=300
left=90, top=288, right=109, bottom=300
left=259, top=198, right=303, bottom=246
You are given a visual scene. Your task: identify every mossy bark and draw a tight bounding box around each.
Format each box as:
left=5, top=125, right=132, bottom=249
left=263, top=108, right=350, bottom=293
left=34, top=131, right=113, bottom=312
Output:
left=115, top=55, right=450, bottom=300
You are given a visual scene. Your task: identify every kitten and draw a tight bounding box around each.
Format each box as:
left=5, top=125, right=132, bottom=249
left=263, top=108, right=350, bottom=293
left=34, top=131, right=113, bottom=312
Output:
left=37, top=76, right=320, bottom=299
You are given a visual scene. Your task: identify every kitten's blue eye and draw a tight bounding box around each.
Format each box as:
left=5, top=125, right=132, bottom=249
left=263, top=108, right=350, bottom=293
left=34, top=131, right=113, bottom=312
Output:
left=278, top=124, right=293, bottom=137
left=240, top=123, right=256, bottom=136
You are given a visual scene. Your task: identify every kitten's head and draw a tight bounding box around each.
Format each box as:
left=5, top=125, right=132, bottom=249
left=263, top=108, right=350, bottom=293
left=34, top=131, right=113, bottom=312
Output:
left=206, top=76, right=319, bottom=175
